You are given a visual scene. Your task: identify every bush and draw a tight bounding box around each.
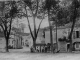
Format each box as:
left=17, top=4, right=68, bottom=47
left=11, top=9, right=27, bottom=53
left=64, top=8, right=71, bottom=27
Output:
left=58, top=37, right=67, bottom=42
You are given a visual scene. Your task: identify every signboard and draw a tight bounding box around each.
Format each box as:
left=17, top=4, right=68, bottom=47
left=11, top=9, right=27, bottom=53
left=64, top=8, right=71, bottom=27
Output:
left=0, top=2, right=5, bottom=17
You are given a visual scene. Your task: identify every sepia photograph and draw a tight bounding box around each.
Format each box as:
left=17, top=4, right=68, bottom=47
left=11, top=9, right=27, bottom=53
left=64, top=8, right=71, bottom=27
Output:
left=0, top=0, right=80, bottom=60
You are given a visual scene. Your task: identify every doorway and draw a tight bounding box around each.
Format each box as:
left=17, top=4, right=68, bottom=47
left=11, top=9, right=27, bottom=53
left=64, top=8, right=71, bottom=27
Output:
left=67, top=43, right=70, bottom=52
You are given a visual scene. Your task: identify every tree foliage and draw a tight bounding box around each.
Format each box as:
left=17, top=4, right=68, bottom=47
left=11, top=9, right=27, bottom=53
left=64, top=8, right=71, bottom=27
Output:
left=56, top=0, right=80, bottom=52
left=0, top=1, right=19, bottom=52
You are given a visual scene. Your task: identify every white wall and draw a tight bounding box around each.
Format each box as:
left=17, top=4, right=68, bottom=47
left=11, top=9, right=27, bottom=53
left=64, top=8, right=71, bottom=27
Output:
left=45, top=29, right=68, bottom=44
left=27, top=31, right=45, bottom=48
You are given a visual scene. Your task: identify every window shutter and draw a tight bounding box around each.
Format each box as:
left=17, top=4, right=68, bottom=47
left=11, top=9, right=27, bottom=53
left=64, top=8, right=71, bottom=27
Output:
left=76, top=43, right=79, bottom=48
left=79, top=31, right=80, bottom=38
left=68, top=31, right=70, bottom=37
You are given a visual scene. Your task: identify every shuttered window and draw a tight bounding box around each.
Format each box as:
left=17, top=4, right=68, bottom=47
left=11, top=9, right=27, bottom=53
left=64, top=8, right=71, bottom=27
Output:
left=76, top=31, right=79, bottom=38
left=68, top=31, right=80, bottom=39
left=73, top=31, right=76, bottom=39
left=79, top=31, right=80, bottom=38
left=68, top=31, right=70, bottom=37
left=76, top=43, right=79, bottom=48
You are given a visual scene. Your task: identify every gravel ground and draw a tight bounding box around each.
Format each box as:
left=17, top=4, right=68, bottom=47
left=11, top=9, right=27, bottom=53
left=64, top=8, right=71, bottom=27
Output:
left=0, top=47, right=80, bottom=60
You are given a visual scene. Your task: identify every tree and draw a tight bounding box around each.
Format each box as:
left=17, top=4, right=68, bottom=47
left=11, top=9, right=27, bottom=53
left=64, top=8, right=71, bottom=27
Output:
left=68, top=0, right=80, bottom=52
left=43, top=0, right=59, bottom=52
left=0, top=1, right=19, bottom=52
left=55, top=7, right=71, bottom=26
left=56, top=0, right=80, bottom=52
left=18, top=0, right=45, bottom=50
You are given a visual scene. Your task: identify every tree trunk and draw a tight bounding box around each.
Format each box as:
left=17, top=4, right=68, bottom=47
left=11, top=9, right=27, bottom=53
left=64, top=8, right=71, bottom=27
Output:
left=5, top=38, right=9, bottom=52
left=48, top=10, right=53, bottom=53
left=68, top=20, right=75, bottom=52
left=33, top=39, right=36, bottom=49
left=68, top=5, right=77, bottom=52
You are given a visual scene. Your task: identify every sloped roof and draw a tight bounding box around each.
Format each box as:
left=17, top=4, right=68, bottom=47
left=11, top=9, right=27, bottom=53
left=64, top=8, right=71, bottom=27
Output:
left=44, top=18, right=80, bottom=31
left=16, top=32, right=30, bottom=36
left=12, top=27, right=30, bottom=36
left=12, top=27, right=21, bottom=32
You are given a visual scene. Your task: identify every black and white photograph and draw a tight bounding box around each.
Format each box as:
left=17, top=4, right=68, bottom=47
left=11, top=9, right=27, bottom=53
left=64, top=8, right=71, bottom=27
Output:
left=0, top=0, right=80, bottom=60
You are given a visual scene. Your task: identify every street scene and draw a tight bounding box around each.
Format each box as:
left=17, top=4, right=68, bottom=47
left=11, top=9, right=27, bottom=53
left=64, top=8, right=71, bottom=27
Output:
left=0, top=0, right=80, bottom=60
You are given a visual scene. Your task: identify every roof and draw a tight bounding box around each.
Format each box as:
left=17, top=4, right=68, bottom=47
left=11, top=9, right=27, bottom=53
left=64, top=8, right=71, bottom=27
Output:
left=12, top=27, right=21, bottom=32
left=15, top=32, right=30, bottom=36
left=44, top=18, right=80, bottom=31
left=12, top=27, right=30, bottom=36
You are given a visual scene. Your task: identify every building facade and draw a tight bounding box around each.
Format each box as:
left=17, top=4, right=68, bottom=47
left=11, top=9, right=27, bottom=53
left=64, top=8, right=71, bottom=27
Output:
left=27, top=19, right=80, bottom=52
left=43, top=20, right=80, bottom=52
left=9, top=27, right=29, bottom=49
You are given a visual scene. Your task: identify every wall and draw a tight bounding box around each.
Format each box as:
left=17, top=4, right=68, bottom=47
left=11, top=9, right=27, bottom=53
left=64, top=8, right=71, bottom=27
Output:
left=45, top=27, right=80, bottom=51
left=27, top=31, right=45, bottom=48
left=45, top=28, right=68, bottom=44
left=9, top=34, right=23, bottom=49
left=22, top=36, right=29, bottom=47
left=0, top=37, right=6, bottom=52
left=45, top=28, right=69, bottom=52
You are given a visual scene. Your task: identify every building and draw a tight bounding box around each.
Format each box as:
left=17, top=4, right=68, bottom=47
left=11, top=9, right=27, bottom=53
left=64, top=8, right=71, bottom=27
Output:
left=18, top=32, right=30, bottom=47
left=9, top=27, right=29, bottom=49
left=43, top=19, right=80, bottom=52
left=27, top=31, right=45, bottom=48
left=27, top=19, right=80, bottom=52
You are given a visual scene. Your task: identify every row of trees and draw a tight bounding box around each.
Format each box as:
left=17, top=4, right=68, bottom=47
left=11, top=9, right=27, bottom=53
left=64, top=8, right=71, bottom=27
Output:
left=0, top=0, right=80, bottom=52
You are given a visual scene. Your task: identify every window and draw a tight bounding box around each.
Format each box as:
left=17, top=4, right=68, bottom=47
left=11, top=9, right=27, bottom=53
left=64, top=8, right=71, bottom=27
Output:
left=73, top=31, right=75, bottom=39
left=42, top=30, right=45, bottom=38
left=12, top=40, right=14, bottom=44
left=76, top=31, right=79, bottom=38
left=68, top=31, right=70, bottom=37
left=76, top=43, right=79, bottom=48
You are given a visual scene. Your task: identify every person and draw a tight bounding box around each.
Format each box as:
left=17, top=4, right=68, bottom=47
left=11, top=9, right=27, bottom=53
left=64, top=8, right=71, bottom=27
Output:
left=30, top=46, right=36, bottom=53
left=67, top=44, right=70, bottom=52
left=45, top=46, right=47, bottom=52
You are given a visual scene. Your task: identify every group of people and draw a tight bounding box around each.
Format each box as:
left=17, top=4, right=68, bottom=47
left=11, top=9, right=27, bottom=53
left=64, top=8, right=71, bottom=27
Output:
left=30, top=43, right=57, bottom=53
